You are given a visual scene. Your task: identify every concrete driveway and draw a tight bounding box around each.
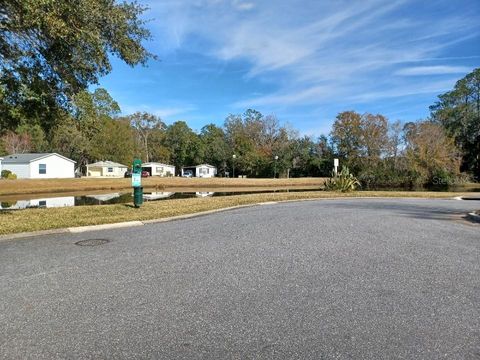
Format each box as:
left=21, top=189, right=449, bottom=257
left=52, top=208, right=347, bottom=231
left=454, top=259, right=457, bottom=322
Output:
left=0, top=198, right=479, bottom=359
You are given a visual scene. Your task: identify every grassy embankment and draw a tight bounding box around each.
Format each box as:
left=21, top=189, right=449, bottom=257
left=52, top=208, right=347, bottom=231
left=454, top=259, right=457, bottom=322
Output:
left=0, top=190, right=472, bottom=236
left=0, top=177, right=327, bottom=196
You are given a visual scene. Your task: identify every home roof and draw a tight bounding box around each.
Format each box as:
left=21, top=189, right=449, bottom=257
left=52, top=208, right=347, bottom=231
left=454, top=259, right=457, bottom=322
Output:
left=182, top=164, right=216, bottom=169
left=142, top=162, right=175, bottom=167
left=87, top=161, right=127, bottom=168
left=2, top=153, right=76, bottom=164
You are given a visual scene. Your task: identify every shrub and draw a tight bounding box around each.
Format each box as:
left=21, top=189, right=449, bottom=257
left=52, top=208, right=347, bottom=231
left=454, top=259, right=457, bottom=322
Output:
left=357, top=165, right=423, bottom=189
left=1, top=170, right=17, bottom=179
left=1, top=201, right=17, bottom=208
left=324, top=166, right=360, bottom=192
left=429, top=168, right=454, bottom=188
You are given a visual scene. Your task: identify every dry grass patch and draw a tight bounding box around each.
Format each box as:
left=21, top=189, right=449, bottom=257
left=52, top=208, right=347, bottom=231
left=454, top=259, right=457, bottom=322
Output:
left=0, top=177, right=327, bottom=196
left=0, top=190, right=469, bottom=236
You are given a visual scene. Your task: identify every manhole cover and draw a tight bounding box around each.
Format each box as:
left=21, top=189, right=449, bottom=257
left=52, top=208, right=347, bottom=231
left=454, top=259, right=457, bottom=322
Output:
left=75, top=239, right=110, bottom=246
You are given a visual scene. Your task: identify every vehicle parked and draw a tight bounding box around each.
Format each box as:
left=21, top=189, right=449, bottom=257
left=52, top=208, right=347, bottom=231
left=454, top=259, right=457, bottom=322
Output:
left=182, top=170, right=193, bottom=178
left=141, top=170, right=150, bottom=177
left=124, top=170, right=132, bottom=178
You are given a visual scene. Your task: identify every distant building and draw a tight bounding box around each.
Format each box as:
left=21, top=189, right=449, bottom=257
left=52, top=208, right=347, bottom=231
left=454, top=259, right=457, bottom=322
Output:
left=2, top=153, right=76, bottom=179
left=86, top=161, right=128, bottom=178
left=181, top=164, right=217, bottom=178
left=195, top=192, right=215, bottom=197
left=0, top=157, right=3, bottom=174
left=141, top=162, right=175, bottom=177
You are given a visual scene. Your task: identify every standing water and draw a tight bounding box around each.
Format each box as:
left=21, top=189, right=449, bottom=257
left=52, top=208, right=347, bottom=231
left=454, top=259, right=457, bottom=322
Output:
left=1, top=186, right=479, bottom=210
left=0, top=189, right=303, bottom=210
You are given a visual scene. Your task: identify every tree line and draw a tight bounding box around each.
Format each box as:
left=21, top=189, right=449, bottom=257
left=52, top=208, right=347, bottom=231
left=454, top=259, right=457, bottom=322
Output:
left=0, top=68, right=479, bottom=187
left=0, top=1, right=478, bottom=186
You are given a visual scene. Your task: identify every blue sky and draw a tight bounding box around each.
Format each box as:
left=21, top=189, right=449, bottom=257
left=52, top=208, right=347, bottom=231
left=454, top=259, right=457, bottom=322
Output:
left=99, top=0, right=480, bottom=136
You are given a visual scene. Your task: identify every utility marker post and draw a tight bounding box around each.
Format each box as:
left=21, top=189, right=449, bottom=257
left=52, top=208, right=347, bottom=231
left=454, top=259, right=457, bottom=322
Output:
left=274, top=155, right=279, bottom=179
left=232, top=154, right=236, bottom=178
left=334, top=158, right=339, bottom=177
left=132, top=159, right=143, bottom=208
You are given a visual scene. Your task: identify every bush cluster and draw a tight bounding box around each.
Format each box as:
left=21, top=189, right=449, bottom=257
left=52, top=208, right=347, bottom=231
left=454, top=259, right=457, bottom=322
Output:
left=1, top=170, right=17, bottom=180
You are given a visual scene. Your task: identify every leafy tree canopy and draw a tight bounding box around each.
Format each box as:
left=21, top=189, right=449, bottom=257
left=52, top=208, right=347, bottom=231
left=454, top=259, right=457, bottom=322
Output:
left=0, top=0, right=154, bottom=133
left=128, top=112, right=167, bottom=163
left=164, top=121, right=203, bottom=173
left=430, top=68, right=480, bottom=176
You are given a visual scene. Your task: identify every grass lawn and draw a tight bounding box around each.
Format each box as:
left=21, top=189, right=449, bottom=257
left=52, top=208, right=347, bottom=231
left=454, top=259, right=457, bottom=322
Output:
left=0, top=177, right=327, bottom=196
left=0, top=190, right=471, bottom=236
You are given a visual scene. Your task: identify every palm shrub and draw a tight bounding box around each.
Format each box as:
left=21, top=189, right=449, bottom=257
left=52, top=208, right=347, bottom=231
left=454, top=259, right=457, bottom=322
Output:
left=324, top=166, right=360, bottom=192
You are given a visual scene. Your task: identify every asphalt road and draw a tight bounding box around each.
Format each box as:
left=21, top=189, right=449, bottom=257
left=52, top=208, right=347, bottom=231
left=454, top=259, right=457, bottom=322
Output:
left=1, top=198, right=479, bottom=359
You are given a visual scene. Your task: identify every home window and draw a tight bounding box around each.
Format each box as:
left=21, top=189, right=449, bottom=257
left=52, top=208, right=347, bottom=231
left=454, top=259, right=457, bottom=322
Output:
left=39, top=164, right=46, bottom=174
left=108, top=167, right=113, bottom=173
left=156, top=167, right=163, bottom=173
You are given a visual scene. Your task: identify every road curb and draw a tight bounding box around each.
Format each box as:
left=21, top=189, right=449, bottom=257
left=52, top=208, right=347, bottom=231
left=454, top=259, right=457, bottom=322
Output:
left=141, top=204, right=257, bottom=224
left=0, top=204, right=259, bottom=242
left=0, top=196, right=468, bottom=241
left=0, top=228, right=70, bottom=241
left=68, top=221, right=144, bottom=233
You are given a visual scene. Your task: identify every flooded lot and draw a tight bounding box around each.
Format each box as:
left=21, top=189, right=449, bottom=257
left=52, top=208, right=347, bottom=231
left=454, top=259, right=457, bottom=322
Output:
left=0, top=188, right=318, bottom=210
left=0, top=185, right=478, bottom=210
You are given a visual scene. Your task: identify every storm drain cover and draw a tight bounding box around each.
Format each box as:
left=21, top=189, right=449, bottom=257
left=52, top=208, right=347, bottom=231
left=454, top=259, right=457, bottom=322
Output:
left=75, top=239, right=110, bottom=246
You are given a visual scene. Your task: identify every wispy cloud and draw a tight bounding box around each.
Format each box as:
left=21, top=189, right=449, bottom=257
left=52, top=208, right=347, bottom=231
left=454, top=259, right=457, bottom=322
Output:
left=394, top=65, right=472, bottom=76
left=232, top=0, right=255, bottom=11
left=151, top=107, right=196, bottom=118
left=121, top=103, right=195, bottom=121
left=348, top=79, right=457, bottom=103
left=136, top=0, right=479, bottom=131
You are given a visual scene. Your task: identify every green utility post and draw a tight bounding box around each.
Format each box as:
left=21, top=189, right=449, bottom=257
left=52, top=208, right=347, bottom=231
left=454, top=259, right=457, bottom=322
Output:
left=132, top=159, right=143, bottom=208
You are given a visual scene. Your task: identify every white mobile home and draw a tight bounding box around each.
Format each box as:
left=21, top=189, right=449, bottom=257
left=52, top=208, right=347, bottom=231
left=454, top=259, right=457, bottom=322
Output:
left=142, top=162, right=175, bottom=177
left=195, top=192, right=215, bottom=197
left=2, top=153, right=76, bottom=179
left=86, top=161, right=128, bottom=178
left=181, top=164, right=217, bottom=178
